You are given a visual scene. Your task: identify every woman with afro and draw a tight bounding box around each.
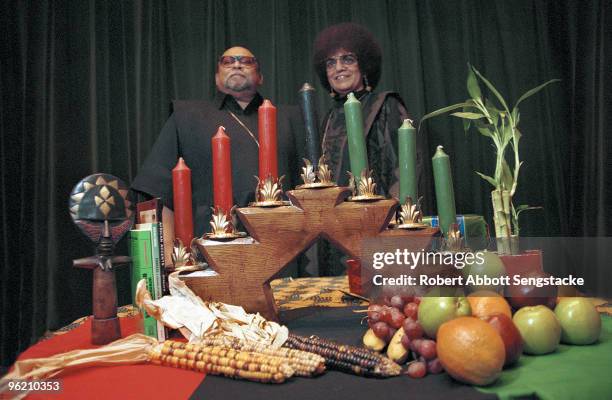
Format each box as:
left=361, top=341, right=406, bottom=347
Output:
left=313, top=22, right=423, bottom=200
left=312, top=23, right=424, bottom=275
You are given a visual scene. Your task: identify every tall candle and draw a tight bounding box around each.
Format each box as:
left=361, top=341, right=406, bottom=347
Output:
left=298, top=83, right=320, bottom=167
left=172, top=157, right=194, bottom=246
left=398, top=119, right=417, bottom=203
left=344, top=92, right=368, bottom=178
left=212, top=126, right=233, bottom=216
left=258, top=99, right=278, bottom=180
left=432, top=145, right=457, bottom=236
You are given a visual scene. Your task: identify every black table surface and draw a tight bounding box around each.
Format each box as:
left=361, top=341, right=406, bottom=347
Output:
left=190, top=306, right=500, bottom=400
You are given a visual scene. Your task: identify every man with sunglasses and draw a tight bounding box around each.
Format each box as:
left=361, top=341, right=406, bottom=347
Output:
left=132, top=46, right=303, bottom=238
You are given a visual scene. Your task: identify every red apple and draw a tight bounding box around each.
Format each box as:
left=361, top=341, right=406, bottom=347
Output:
left=506, top=270, right=558, bottom=310
left=482, top=313, right=523, bottom=366
left=554, top=297, right=602, bottom=345
left=512, top=305, right=561, bottom=355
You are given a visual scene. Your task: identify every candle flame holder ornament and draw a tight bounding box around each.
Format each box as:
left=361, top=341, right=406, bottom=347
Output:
left=296, top=156, right=337, bottom=189
left=172, top=238, right=207, bottom=272
left=204, top=207, right=247, bottom=241
left=393, top=196, right=429, bottom=230
left=347, top=169, right=385, bottom=201
left=249, top=174, right=290, bottom=207
left=441, top=223, right=464, bottom=252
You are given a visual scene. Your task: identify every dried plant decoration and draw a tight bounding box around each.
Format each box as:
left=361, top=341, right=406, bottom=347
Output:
left=393, top=196, right=429, bottom=229
left=300, top=158, right=317, bottom=184
left=358, top=169, right=377, bottom=197
left=172, top=238, right=207, bottom=272
left=205, top=207, right=246, bottom=241
left=210, top=207, right=231, bottom=235
left=296, top=156, right=336, bottom=189
left=135, top=272, right=289, bottom=347
left=172, top=238, right=193, bottom=268
left=317, top=155, right=334, bottom=184
left=257, top=175, right=283, bottom=202
left=347, top=171, right=357, bottom=197
left=442, top=223, right=464, bottom=252
left=347, top=169, right=384, bottom=201
left=250, top=174, right=288, bottom=207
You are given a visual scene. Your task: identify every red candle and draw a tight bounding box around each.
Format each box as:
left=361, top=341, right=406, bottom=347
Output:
left=172, top=157, right=194, bottom=246
left=212, top=126, right=233, bottom=216
left=258, top=99, right=278, bottom=180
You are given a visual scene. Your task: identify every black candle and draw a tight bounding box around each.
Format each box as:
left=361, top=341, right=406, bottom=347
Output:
left=298, top=83, right=321, bottom=168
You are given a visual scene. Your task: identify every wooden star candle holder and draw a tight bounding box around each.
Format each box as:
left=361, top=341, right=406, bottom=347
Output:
left=182, top=186, right=439, bottom=321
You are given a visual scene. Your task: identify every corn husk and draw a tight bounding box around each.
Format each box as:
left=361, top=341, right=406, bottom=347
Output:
left=136, top=271, right=288, bottom=347
left=0, top=334, right=156, bottom=400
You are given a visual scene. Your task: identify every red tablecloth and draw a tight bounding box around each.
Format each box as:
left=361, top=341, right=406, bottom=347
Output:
left=16, top=316, right=204, bottom=400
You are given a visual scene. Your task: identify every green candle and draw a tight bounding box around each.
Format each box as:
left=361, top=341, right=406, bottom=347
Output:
left=432, top=145, right=457, bottom=236
left=344, top=92, right=368, bottom=178
left=398, top=119, right=417, bottom=203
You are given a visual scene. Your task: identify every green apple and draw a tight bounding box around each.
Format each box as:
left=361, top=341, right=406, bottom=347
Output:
left=513, top=305, right=561, bottom=355
left=462, top=251, right=506, bottom=293
left=418, top=297, right=471, bottom=338
left=555, top=297, right=601, bottom=345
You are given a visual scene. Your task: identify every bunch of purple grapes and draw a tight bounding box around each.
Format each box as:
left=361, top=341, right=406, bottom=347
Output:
left=367, top=295, right=444, bottom=379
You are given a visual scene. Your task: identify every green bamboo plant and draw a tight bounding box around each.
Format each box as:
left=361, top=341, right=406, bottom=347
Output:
left=420, top=65, right=559, bottom=254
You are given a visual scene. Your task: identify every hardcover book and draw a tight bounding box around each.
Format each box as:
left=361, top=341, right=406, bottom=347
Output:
left=129, top=229, right=165, bottom=340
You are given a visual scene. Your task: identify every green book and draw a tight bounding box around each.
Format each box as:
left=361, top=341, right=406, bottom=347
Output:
left=135, top=223, right=163, bottom=300
left=129, top=229, right=164, bottom=340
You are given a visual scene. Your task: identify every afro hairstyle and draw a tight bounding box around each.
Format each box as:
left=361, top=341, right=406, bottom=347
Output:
left=312, top=22, right=382, bottom=93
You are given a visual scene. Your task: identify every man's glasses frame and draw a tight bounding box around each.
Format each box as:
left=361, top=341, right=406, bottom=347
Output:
left=218, top=55, right=258, bottom=68
left=325, top=53, right=358, bottom=70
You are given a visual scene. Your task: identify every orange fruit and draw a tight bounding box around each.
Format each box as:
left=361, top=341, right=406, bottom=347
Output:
left=468, top=291, right=512, bottom=319
left=437, top=317, right=505, bottom=386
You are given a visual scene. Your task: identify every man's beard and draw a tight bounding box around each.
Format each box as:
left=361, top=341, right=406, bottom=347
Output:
left=224, top=74, right=252, bottom=92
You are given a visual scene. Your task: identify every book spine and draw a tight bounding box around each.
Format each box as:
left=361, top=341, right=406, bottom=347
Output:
left=157, top=221, right=169, bottom=295
left=148, top=224, right=167, bottom=341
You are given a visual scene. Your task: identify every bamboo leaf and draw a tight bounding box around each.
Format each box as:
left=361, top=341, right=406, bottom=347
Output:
left=462, top=102, right=474, bottom=132
left=475, top=171, right=498, bottom=188
left=485, top=98, right=500, bottom=126
left=472, top=66, right=510, bottom=113
left=514, top=127, right=522, bottom=141
left=463, top=118, right=471, bottom=133
left=502, top=123, right=514, bottom=147
left=467, top=66, right=482, bottom=100
left=419, top=102, right=475, bottom=130
left=451, top=112, right=487, bottom=120
left=514, top=160, right=524, bottom=177
left=477, top=127, right=493, bottom=138
left=473, top=120, right=495, bottom=138
left=501, top=159, right=514, bottom=191
left=515, top=204, right=543, bottom=218
left=513, top=79, right=561, bottom=110
left=511, top=108, right=520, bottom=126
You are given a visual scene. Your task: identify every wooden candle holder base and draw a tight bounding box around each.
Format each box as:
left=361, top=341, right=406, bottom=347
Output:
left=183, top=186, right=439, bottom=321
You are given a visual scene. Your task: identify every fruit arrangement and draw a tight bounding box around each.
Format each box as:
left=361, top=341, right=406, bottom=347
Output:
left=362, top=295, right=446, bottom=379
left=361, top=292, right=602, bottom=386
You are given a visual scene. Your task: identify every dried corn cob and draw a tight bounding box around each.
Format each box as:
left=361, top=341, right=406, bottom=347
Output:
left=283, top=333, right=401, bottom=377
left=149, top=340, right=294, bottom=383
left=192, top=335, right=326, bottom=377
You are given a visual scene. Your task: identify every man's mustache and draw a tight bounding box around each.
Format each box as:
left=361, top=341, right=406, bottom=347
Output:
left=227, top=72, right=246, bottom=79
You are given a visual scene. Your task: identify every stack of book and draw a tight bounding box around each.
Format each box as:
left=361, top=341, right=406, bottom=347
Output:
left=129, top=198, right=173, bottom=341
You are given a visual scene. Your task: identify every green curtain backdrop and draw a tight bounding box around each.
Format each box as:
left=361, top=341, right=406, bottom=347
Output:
left=1, top=0, right=610, bottom=368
